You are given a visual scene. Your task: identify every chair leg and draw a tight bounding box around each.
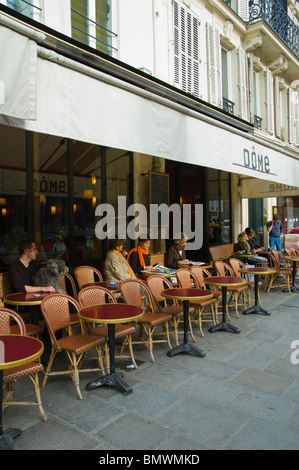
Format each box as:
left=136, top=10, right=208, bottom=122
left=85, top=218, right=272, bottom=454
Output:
left=30, top=372, right=47, bottom=421
left=147, top=324, right=155, bottom=363
left=42, top=348, right=57, bottom=388
left=188, top=313, right=196, bottom=342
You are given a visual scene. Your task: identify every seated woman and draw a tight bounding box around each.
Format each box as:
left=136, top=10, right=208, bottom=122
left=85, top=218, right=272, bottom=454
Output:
left=104, top=238, right=136, bottom=283
left=234, top=232, right=267, bottom=265
left=127, top=235, right=156, bottom=277
left=166, top=232, right=190, bottom=269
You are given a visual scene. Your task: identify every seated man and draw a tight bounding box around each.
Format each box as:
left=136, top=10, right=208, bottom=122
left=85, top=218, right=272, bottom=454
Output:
left=9, top=240, right=56, bottom=293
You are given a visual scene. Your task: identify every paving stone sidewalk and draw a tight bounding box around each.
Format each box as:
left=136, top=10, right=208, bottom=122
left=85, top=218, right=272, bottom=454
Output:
left=4, top=288, right=299, bottom=451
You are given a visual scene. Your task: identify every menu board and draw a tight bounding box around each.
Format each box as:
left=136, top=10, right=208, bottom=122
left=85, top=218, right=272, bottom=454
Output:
left=149, top=172, right=169, bottom=206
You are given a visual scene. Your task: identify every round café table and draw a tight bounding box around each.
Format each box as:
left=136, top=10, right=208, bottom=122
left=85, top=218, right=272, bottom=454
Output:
left=204, top=277, right=247, bottom=334
left=161, top=288, right=213, bottom=358
left=281, top=256, right=299, bottom=293
left=239, top=267, right=276, bottom=315
left=0, top=335, right=44, bottom=450
left=79, top=303, right=143, bottom=395
left=4, top=292, right=50, bottom=324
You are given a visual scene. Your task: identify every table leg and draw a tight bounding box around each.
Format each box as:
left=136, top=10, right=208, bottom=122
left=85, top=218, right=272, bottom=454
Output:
left=243, top=275, right=271, bottom=316
left=0, top=370, right=21, bottom=450
left=284, top=261, right=299, bottom=293
left=86, top=324, right=133, bottom=395
left=167, top=300, right=206, bottom=358
left=209, top=287, right=240, bottom=334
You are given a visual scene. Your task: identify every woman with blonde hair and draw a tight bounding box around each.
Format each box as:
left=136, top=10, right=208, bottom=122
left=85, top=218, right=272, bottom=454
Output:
left=104, top=238, right=136, bottom=283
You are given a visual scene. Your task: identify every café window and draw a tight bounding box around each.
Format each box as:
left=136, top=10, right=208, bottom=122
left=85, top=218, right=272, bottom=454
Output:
left=208, top=169, right=231, bottom=245
left=0, top=125, right=28, bottom=267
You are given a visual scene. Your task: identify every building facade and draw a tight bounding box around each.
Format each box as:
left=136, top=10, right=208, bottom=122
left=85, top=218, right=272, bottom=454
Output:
left=0, top=0, right=298, bottom=269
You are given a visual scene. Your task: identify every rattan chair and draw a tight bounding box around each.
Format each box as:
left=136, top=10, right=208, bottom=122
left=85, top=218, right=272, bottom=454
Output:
left=214, top=260, right=248, bottom=317
left=266, top=252, right=291, bottom=294
left=40, top=293, right=106, bottom=400
left=0, top=272, right=42, bottom=338
left=120, top=279, right=172, bottom=363
left=229, top=257, right=259, bottom=306
left=176, top=268, right=217, bottom=336
left=146, top=274, right=195, bottom=345
left=74, top=266, right=103, bottom=290
left=78, top=286, right=138, bottom=369
left=190, top=265, right=222, bottom=320
left=0, top=307, right=47, bottom=421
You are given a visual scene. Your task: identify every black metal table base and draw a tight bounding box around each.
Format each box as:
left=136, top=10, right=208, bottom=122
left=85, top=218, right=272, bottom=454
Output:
left=209, top=322, right=240, bottom=334
left=167, top=342, right=206, bottom=358
left=86, top=372, right=132, bottom=395
left=208, top=286, right=240, bottom=334
left=243, top=273, right=271, bottom=316
left=86, top=323, right=132, bottom=395
left=0, top=428, right=21, bottom=450
left=167, top=299, right=206, bottom=358
left=243, top=305, right=271, bottom=316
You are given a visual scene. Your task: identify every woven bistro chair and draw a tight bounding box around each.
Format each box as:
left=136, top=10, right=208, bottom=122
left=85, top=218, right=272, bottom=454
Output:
left=74, top=266, right=103, bottom=291
left=228, top=258, right=260, bottom=306
left=0, top=307, right=47, bottom=421
left=176, top=268, right=217, bottom=336
left=120, top=279, right=172, bottom=363
left=0, top=272, right=42, bottom=338
left=190, top=266, right=222, bottom=320
left=266, top=252, right=291, bottom=294
left=214, top=260, right=248, bottom=317
left=59, top=273, right=80, bottom=332
left=40, top=293, right=106, bottom=400
left=78, top=286, right=138, bottom=369
left=146, top=274, right=195, bottom=345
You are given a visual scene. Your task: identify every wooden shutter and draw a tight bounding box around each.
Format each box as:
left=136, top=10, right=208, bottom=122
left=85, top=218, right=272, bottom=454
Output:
left=173, top=1, right=200, bottom=97
left=265, top=69, right=274, bottom=134
left=238, top=0, right=249, bottom=21
left=289, top=88, right=299, bottom=145
left=206, top=23, right=222, bottom=108
left=237, top=47, right=249, bottom=120
left=274, top=76, right=281, bottom=138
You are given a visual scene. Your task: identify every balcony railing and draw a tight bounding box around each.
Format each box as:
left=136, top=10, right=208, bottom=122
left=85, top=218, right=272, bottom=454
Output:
left=223, top=97, right=235, bottom=115
left=254, top=115, right=263, bottom=129
left=249, top=0, right=299, bottom=58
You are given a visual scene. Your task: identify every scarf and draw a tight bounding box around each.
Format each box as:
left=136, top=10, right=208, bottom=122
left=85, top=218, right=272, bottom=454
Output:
left=127, top=246, right=149, bottom=267
left=111, top=250, right=136, bottom=278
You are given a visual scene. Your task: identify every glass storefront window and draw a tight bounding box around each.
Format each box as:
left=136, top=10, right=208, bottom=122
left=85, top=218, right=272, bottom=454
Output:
left=73, top=141, right=102, bottom=262
left=208, top=169, right=231, bottom=244
left=33, top=134, right=68, bottom=263
left=0, top=125, right=27, bottom=267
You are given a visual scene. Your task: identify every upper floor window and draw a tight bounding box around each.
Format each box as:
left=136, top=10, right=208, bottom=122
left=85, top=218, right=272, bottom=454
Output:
left=173, top=0, right=200, bottom=98
left=1, top=0, right=41, bottom=21
left=71, top=0, right=117, bottom=55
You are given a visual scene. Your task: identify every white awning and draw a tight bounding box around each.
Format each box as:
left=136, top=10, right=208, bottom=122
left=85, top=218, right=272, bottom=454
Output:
left=0, top=25, right=37, bottom=120
left=0, top=25, right=298, bottom=187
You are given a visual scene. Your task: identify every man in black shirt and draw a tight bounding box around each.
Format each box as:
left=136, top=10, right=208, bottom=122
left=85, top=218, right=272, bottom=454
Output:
left=9, top=240, right=56, bottom=293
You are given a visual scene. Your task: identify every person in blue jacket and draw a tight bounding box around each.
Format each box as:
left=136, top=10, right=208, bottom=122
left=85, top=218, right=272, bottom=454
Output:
left=266, top=215, right=283, bottom=251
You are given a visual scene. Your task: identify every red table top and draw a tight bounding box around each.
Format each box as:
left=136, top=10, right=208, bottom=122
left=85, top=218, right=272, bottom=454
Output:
left=79, top=303, right=144, bottom=324
left=0, top=335, right=44, bottom=370
left=4, top=292, right=50, bottom=305
left=161, top=288, right=213, bottom=301
left=204, top=276, right=247, bottom=287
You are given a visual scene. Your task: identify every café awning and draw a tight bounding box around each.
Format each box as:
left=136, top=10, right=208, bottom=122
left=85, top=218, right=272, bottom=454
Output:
left=0, top=23, right=298, bottom=188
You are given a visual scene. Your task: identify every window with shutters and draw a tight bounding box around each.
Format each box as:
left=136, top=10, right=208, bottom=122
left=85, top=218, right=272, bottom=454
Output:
left=289, top=88, right=299, bottom=146
left=173, top=0, right=200, bottom=98
left=237, top=47, right=249, bottom=120
left=206, top=23, right=222, bottom=108
left=265, top=69, right=274, bottom=134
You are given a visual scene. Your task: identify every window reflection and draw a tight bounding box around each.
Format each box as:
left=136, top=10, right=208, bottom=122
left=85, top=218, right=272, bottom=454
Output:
left=208, top=169, right=231, bottom=244
left=0, top=126, right=27, bottom=267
